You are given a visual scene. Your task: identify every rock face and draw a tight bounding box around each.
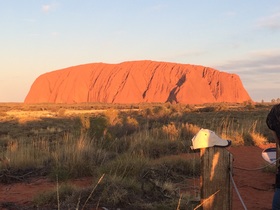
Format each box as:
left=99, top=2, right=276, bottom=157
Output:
left=24, top=60, right=252, bottom=104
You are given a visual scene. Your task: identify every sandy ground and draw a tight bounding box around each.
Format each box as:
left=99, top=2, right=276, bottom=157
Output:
left=0, top=177, right=93, bottom=209
left=0, top=145, right=276, bottom=210
left=228, top=145, right=275, bottom=210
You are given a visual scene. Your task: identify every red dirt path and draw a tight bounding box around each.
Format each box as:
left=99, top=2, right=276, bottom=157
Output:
left=228, top=145, right=275, bottom=210
left=0, top=145, right=276, bottom=209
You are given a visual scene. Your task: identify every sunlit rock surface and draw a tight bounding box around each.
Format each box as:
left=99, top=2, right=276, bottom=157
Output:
left=24, top=60, right=252, bottom=104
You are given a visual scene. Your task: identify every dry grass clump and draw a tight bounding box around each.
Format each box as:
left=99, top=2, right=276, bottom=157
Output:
left=99, top=154, right=149, bottom=178
left=104, top=109, right=120, bottom=125
left=34, top=183, right=77, bottom=207
left=181, top=123, right=201, bottom=141
left=4, top=138, right=49, bottom=169
left=250, top=132, right=268, bottom=146
left=162, top=122, right=179, bottom=141
left=57, top=108, right=67, bottom=116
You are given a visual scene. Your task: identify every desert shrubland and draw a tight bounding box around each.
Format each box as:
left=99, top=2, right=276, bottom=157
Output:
left=0, top=102, right=275, bottom=209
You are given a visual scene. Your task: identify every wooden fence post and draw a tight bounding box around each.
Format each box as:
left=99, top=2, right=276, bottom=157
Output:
left=198, top=147, right=233, bottom=210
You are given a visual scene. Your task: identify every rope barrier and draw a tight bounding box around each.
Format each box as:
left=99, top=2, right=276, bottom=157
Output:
left=229, top=170, right=248, bottom=210
left=233, top=156, right=280, bottom=171
left=229, top=154, right=280, bottom=209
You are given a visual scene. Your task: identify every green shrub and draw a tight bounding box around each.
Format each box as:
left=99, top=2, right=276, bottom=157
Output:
left=88, top=115, right=109, bottom=140
left=34, top=183, right=76, bottom=207
left=99, top=154, right=149, bottom=178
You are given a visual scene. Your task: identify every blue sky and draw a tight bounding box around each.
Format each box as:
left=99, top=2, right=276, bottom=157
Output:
left=0, top=0, right=279, bottom=102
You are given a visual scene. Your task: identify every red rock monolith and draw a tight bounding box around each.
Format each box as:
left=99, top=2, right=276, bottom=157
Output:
left=24, top=60, right=252, bottom=104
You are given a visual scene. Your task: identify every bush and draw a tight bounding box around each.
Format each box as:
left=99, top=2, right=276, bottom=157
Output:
left=99, top=154, right=149, bottom=178
left=88, top=115, right=109, bottom=140
left=162, top=122, right=179, bottom=141
left=34, top=183, right=76, bottom=207
left=57, top=108, right=66, bottom=116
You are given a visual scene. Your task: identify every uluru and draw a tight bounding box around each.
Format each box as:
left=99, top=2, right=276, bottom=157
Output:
left=24, top=60, right=252, bottom=104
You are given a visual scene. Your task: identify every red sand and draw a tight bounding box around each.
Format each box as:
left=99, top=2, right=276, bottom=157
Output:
left=228, top=145, right=275, bottom=210
left=0, top=146, right=275, bottom=209
left=0, top=177, right=92, bottom=207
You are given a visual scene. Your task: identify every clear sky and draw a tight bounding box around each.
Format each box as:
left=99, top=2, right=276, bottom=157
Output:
left=0, top=0, right=279, bottom=103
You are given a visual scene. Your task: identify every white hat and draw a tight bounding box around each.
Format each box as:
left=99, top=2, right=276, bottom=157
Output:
left=191, top=129, right=231, bottom=150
